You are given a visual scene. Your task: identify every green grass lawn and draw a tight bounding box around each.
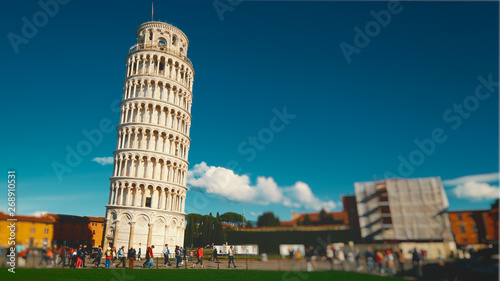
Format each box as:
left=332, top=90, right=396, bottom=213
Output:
left=0, top=268, right=405, bottom=281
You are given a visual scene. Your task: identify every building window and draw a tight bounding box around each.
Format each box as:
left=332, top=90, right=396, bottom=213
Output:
left=31, top=227, right=35, bottom=234
left=44, top=228, right=49, bottom=235
left=71, top=228, right=75, bottom=234
left=92, top=223, right=97, bottom=226
left=459, top=225, right=466, bottom=233
left=92, top=230, right=96, bottom=235
left=59, top=227, right=63, bottom=233
left=458, top=214, right=463, bottom=220
left=145, top=197, right=152, bottom=208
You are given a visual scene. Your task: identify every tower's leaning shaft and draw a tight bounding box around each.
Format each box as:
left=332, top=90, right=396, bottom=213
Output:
left=103, top=21, right=193, bottom=254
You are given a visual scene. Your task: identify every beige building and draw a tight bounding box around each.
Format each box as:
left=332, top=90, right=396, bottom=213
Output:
left=103, top=20, right=194, bottom=255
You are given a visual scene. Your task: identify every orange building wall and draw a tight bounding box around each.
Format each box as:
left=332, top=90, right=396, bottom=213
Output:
left=482, top=211, right=497, bottom=242
left=449, top=209, right=498, bottom=246
left=0, top=213, right=54, bottom=248
left=449, top=212, right=480, bottom=245
left=88, top=218, right=105, bottom=247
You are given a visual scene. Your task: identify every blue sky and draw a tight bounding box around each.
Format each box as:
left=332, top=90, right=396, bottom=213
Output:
left=0, top=0, right=498, bottom=221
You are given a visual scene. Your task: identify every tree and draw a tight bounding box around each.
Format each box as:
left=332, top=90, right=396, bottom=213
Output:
left=303, top=214, right=313, bottom=225
left=214, top=221, right=226, bottom=244
left=201, top=215, right=211, bottom=245
left=186, top=212, right=242, bottom=246
left=257, top=212, right=280, bottom=227
left=246, top=221, right=254, bottom=228
left=220, top=212, right=245, bottom=225
left=319, top=208, right=335, bottom=225
left=184, top=218, right=195, bottom=247
left=319, top=208, right=327, bottom=221
left=210, top=218, right=217, bottom=244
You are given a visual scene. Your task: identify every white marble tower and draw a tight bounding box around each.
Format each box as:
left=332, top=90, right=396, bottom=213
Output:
left=103, top=21, right=194, bottom=255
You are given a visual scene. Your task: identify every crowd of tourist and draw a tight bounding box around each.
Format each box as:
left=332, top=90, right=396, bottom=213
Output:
left=301, top=244, right=430, bottom=278
left=1, top=241, right=480, bottom=280
left=1, top=243, right=218, bottom=270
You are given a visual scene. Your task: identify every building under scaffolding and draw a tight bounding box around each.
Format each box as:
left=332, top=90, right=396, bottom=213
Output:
left=354, top=177, right=457, bottom=258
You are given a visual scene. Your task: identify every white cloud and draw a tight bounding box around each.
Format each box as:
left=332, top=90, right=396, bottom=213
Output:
left=187, top=162, right=337, bottom=211
left=92, top=157, right=114, bottom=166
left=31, top=211, right=48, bottom=217
left=453, top=181, right=500, bottom=200
left=282, top=182, right=337, bottom=210
left=442, top=172, right=499, bottom=186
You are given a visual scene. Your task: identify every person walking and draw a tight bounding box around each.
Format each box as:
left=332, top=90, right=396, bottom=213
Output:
left=192, top=246, right=204, bottom=268
left=94, top=246, right=102, bottom=268
left=213, top=247, right=219, bottom=262
left=326, top=245, right=334, bottom=270
left=305, top=246, right=314, bottom=272
left=104, top=247, right=113, bottom=269
left=50, top=246, right=58, bottom=266
left=175, top=246, right=182, bottom=268
left=68, top=248, right=75, bottom=268
left=58, top=246, right=68, bottom=267
left=412, top=248, right=421, bottom=278
left=354, top=247, right=362, bottom=271
left=376, top=249, right=385, bottom=275
left=127, top=247, right=136, bottom=269
left=142, top=247, right=148, bottom=267
left=337, top=247, right=346, bottom=271
left=142, top=246, right=154, bottom=268
left=75, top=247, right=83, bottom=268
left=162, top=244, right=171, bottom=267
left=47, top=248, right=54, bottom=267
left=137, top=243, right=142, bottom=261
left=81, top=245, right=88, bottom=268
left=38, top=246, right=49, bottom=266
left=147, top=246, right=155, bottom=268
left=227, top=246, right=237, bottom=268
left=393, top=247, right=403, bottom=272
left=365, top=247, right=375, bottom=273
left=115, top=246, right=126, bottom=268
left=386, top=249, right=395, bottom=277
left=112, top=247, right=117, bottom=264
left=142, top=246, right=149, bottom=268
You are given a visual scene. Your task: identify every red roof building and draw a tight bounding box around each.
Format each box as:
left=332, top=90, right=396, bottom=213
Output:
left=280, top=196, right=358, bottom=229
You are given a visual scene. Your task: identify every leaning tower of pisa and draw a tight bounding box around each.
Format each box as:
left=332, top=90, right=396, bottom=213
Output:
left=103, top=21, right=194, bottom=255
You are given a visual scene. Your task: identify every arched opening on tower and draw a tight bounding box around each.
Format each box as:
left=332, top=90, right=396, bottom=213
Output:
left=158, top=37, right=167, bottom=50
